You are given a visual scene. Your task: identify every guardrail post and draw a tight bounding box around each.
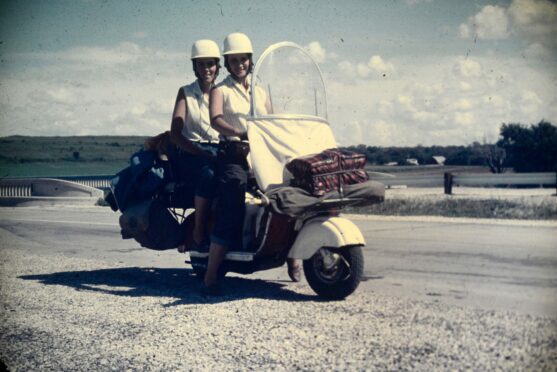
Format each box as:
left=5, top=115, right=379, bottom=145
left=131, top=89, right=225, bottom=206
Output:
left=444, top=172, right=453, bottom=195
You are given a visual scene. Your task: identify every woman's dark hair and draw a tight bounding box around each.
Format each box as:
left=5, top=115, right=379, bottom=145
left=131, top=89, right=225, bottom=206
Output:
left=224, top=54, right=253, bottom=75
left=192, top=58, right=221, bottom=80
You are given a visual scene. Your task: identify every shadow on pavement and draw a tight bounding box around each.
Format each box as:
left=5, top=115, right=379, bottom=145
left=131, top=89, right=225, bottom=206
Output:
left=19, top=267, right=316, bottom=305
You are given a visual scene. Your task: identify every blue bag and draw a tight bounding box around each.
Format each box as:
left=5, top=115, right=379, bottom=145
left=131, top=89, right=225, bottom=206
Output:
left=109, top=150, right=167, bottom=211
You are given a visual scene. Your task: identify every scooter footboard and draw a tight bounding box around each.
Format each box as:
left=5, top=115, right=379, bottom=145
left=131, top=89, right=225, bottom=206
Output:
left=287, top=216, right=365, bottom=260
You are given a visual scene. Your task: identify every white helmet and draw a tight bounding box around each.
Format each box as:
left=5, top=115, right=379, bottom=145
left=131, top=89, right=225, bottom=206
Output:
left=222, top=32, right=253, bottom=55
left=191, top=39, right=221, bottom=60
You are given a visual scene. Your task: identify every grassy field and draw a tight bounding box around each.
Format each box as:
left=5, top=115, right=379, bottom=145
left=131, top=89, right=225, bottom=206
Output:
left=0, top=135, right=146, bottom=177
left=348, top=187, right=556, bottom=220
left=1, top=135, right=497, bottom=178
left=0, top=161, right=129, bottom=177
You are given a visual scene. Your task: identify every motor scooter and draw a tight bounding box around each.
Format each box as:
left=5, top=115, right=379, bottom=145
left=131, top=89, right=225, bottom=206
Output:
left=185, top=42, right=385, bottom=300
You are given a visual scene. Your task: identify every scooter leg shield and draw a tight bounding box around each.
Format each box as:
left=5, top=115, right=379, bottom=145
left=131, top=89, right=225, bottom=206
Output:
left=287, top=217, right=365, bottom=260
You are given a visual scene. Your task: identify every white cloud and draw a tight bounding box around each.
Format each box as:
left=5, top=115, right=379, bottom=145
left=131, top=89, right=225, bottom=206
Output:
left=460, top=0, right=557, bottom=56
left=413, top=110, right=439, bottom=123
left=327, top=55, right=556, bottom=146
left=338, top=60, right=355, bottom=75
left=305, top=41, right=327, bottom=63
left=45, top=88, right=79, bottom=105
left=523, top=42, right=551, bottom=59
left=368, top=56, right=395, bottom=75
left=453, top=59, right=482, bottom=78
left=373, top=120, right=396, bottom=145
left=0, top=43, right=185, bottom=136
left=1, top=40, right=555, bottom=147
left=454, top=112, right=475, bottom=126
left=59, top=42, right=145, bottom=65
left=396, top=95, right=415, bottom=115
left=353, top=55, right=396, bottom=79
left=467, top=5, right=510, bottom=40
left=452, top=98, right=473, bottom=111
left=508, top=0, right=557, bottom=39
left=483, top=94, right=505, bottom=108
left=519, top=90, right=543, bottom=115
left=377, top=100, right=393, bottom=116
left=356, top=63, right=371, bottom=78
left=459, top=81, right=473, bottom=91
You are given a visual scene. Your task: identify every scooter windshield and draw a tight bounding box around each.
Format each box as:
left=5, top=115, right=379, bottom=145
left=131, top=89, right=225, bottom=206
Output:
left=248, top=42, right=337, bottom=192
left=250, top=42, right=327, bottom=120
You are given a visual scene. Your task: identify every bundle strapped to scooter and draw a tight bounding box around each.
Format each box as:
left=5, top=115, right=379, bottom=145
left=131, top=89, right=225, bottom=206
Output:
left=105, top=149, right=169, bottom=212
left=286, top=148, right=368, bottom=197
left=104, top=139, right=192, bottom=251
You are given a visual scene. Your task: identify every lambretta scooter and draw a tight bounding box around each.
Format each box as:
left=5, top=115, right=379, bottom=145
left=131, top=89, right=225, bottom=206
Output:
left=186, top=42, right=385, bottom=300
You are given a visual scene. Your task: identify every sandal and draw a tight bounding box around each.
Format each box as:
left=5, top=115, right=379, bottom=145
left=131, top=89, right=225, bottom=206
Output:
left=288, top=265, right=302, bottom=282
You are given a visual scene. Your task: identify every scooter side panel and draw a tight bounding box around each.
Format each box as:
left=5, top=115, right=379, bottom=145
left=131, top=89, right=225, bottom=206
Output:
left=287, top=217, right=365, bottom=260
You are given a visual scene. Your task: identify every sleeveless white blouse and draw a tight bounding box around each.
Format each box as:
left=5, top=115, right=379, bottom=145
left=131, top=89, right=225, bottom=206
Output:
left=214, top=75, right=267, bottom=141
left=181, top=81, right=220, bottom=143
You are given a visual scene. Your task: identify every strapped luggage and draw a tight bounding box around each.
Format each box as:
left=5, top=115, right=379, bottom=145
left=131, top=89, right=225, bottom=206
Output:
left=285, top=148, right=368, bottom=197
left=118, top=198, right=189, bottom=250
left=107, top=150, right=168, bottom=212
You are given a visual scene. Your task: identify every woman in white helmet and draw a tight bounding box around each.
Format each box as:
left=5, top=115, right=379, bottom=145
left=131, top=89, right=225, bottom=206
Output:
left=167, top=39, right=221, bottom=252
left=203, top=33, right=301, bottom=294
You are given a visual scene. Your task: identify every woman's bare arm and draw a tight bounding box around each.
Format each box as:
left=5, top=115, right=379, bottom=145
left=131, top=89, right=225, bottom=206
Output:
left=210, top=87, right=246, bottom=138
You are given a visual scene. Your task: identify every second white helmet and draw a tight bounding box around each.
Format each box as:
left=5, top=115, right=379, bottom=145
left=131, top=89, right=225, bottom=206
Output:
left=191, top=39, right=221, bottom=60
left=223, top=32, right=253, bottom=55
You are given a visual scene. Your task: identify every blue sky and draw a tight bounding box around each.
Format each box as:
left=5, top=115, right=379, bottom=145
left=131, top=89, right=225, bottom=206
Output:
left=1, top=0, right=556, bottom=146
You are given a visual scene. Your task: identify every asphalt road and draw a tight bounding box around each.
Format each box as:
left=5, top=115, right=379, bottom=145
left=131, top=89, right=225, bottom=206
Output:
left=1, top=205, right=556, bottom=370
left=1, top=206, right=555, bottom=318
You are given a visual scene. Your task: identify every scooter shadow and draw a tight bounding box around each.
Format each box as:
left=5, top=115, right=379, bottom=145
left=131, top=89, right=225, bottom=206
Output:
left=19, top=267, right=315, bottom=305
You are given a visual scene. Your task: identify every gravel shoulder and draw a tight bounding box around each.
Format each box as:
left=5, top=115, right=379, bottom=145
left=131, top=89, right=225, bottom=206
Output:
left=1, top=248, right=556, bottom=371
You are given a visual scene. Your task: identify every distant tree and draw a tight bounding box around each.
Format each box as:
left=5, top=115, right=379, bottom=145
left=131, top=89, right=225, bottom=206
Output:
left=483, top=144, right=506, bottom=173
left=497, top=120, right=557, bottom=172
left=73, top=151, right=80, bottom=160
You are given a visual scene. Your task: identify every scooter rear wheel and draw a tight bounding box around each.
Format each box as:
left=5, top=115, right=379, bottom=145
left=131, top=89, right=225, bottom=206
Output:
left=303, top=245, right=364, bottom=300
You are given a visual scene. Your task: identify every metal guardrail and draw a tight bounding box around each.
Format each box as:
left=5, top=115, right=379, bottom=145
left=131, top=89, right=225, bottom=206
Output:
left=443, top=172, right=556, bottom=195
left=371, top=172, right=556, bottom=194
left=0, top=175, right=114, bottom=193
left=453, top=172, right=556, bottom=186
left=1, top=172, right=555, bottom=197
left=0, top=177, right=105, bottom=206
left=0, top=184, right=32, bottom=197
left=56, top=175, right=112, bottom=191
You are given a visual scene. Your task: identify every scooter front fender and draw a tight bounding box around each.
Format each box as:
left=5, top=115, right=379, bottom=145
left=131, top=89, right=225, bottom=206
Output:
left=288, top=216, right=365, bottom=260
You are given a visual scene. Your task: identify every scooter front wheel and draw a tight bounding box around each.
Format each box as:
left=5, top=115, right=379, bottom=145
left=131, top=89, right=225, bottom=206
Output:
left=303, top=245, right=364, bottom=300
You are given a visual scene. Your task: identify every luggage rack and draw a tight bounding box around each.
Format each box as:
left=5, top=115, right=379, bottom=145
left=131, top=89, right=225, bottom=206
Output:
left=306, top=197, right=366, bottom=211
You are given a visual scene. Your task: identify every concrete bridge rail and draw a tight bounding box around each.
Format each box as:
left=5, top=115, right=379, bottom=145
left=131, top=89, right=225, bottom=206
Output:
left=0, top=178, right=104, bottom=207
